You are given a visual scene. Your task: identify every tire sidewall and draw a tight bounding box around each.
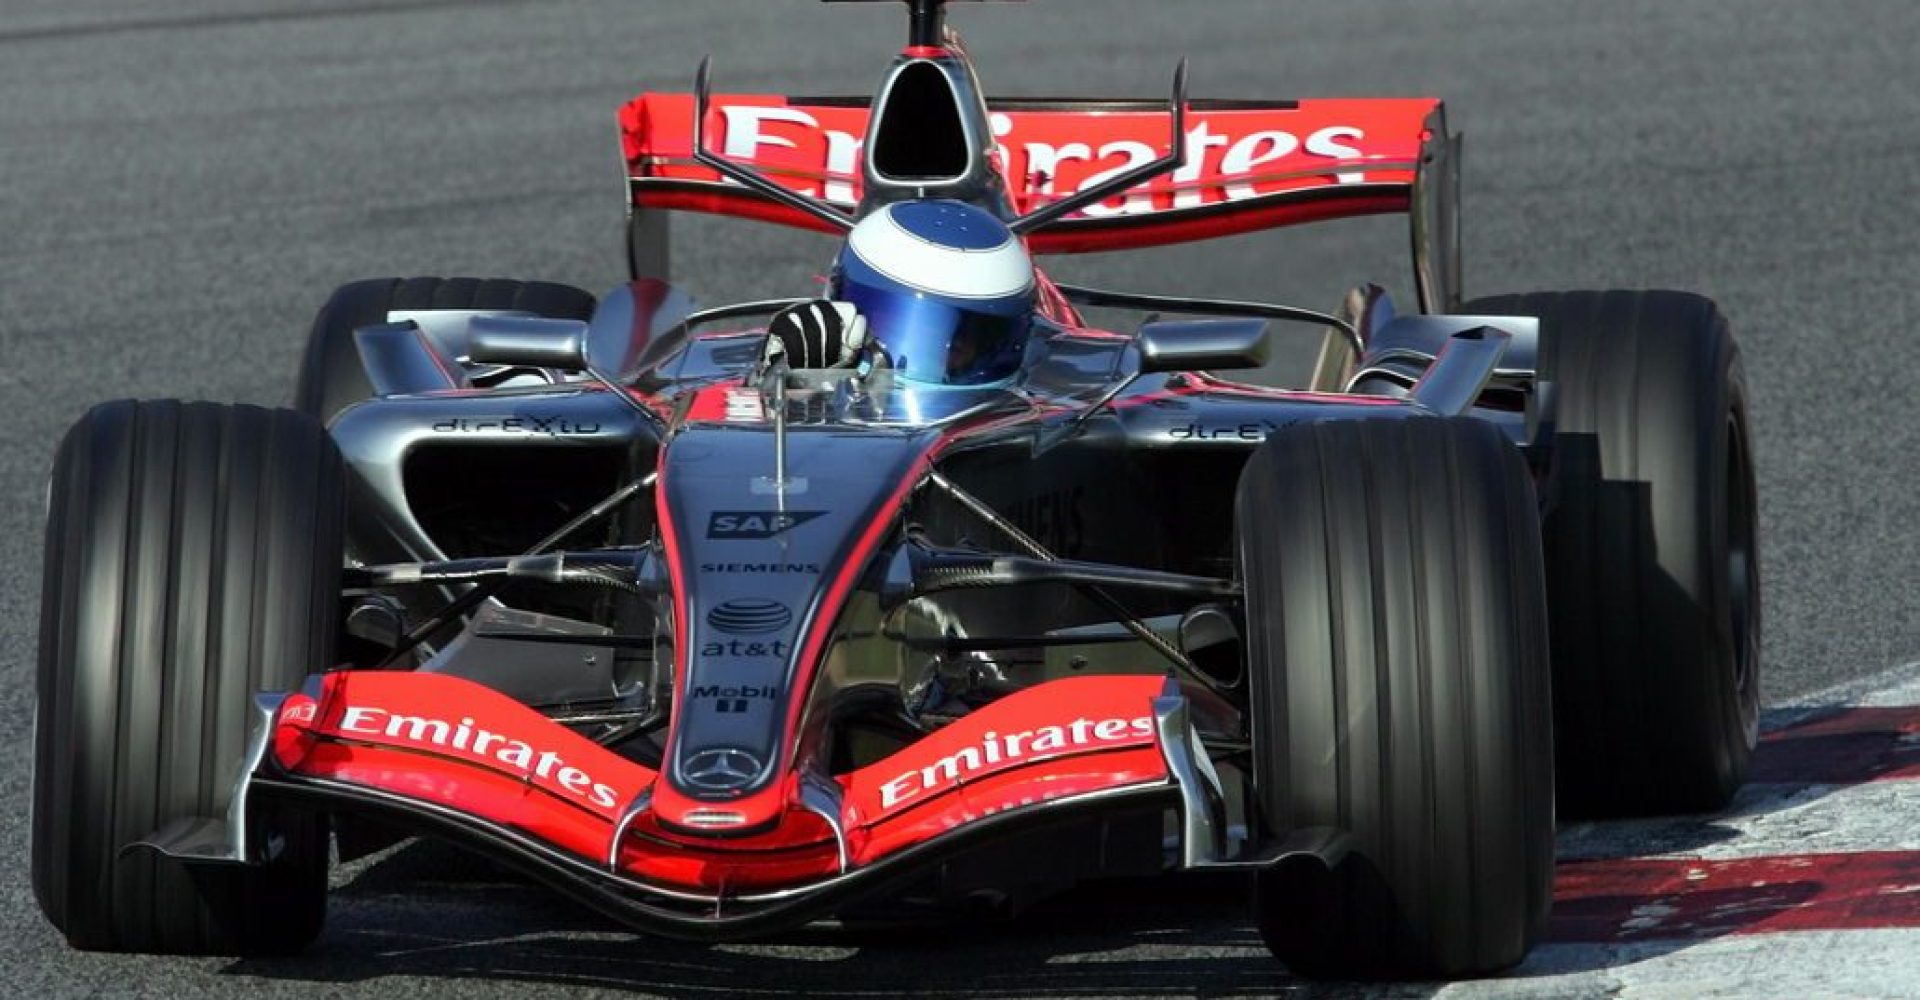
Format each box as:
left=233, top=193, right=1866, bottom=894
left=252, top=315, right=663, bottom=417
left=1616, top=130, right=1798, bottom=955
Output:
left=1712, top=350, right=1762, bottom=756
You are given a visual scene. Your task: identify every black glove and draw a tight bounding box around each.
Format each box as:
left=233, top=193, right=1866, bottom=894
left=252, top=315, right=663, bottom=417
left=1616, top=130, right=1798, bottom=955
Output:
left=763, top=300, right=868, bottom=370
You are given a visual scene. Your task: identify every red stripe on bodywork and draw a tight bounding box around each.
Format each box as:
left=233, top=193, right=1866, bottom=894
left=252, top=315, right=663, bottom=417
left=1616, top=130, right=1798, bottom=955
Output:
left=1553, top=851, right=1920, bottom=942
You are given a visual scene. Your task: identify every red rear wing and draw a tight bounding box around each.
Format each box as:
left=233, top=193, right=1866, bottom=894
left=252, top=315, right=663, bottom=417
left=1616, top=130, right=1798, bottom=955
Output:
left=624, top=93, right=1453, bottom=263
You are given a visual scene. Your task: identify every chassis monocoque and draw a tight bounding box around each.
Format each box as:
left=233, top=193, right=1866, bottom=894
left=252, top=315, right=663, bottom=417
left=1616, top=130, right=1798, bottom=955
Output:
left=31, top=0, right=1760, bottom=981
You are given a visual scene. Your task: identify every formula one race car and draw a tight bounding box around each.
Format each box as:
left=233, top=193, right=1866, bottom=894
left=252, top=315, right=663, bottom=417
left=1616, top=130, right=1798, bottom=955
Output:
left=31, top=0, right=1760, bottom=980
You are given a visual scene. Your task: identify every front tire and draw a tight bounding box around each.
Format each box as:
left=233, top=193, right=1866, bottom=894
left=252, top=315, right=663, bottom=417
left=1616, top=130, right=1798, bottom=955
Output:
left=32, top=401, right=344, bottom=954
left=1239, top=416, right=1554, bottom=979
left=1465, top=290, right=1760, bottom=818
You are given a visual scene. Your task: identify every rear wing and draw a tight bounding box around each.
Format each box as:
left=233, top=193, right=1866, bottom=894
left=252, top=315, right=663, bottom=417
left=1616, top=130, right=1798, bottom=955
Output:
left=620, top=93, right=1462, bottom=310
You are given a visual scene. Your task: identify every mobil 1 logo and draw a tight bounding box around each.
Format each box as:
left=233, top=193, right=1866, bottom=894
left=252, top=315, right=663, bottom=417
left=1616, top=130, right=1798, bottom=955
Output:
left=693, top=684, right=776, bottom=714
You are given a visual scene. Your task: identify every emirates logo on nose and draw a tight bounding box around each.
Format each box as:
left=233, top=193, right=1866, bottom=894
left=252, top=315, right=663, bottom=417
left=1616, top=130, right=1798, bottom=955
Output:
left=706, top=599, right=792, bottom=635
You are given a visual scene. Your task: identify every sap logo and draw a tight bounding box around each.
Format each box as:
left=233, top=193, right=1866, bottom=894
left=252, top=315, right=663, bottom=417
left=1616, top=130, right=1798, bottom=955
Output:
left=692, top=683, right=777, bottom=714
left=707, top=510, right=825, bottom=539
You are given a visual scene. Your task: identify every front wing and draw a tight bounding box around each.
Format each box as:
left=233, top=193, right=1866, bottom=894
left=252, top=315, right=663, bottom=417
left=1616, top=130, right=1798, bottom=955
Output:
left=144, top=670, right=1327, bottom=938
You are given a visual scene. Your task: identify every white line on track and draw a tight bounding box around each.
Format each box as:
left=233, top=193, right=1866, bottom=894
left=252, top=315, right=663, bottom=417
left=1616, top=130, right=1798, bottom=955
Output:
left=1785, top=658, right=1920, bottom=710
left=1560, top=778, right=1920, bottom=863
left=1456, top=928, right=1920, bottom=1000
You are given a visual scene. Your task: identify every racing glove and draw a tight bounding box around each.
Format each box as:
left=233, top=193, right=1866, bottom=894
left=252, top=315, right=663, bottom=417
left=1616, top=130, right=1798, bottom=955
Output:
left=763, top=299, right=868, bottom=370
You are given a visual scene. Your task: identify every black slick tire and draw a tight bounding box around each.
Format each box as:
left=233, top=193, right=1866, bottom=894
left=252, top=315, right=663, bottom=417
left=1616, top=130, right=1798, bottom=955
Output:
left=294, top=276, right=597, bottom=425
left=32, top=401, right=345, bottom=954
left=1464, top=290, right=1759, bottom=818
left=1239, top=416, right=1554, bottom=979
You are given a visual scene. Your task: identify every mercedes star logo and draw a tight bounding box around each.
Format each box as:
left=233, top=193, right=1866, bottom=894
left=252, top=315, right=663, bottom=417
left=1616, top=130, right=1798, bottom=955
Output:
left=680, top=747, right=763, bottom=791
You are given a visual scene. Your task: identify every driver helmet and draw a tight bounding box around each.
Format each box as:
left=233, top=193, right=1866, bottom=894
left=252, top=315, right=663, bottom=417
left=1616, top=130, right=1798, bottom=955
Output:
left=831, top=200, right=1036, bottom=386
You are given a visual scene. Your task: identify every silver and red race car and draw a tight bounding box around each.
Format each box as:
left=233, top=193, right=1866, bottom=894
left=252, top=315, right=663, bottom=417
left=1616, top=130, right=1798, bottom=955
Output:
left=32, top=0, right=1759, bottom=979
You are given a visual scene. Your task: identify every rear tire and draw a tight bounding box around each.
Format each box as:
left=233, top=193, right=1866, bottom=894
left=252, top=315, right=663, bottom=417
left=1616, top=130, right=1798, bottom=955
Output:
left=1464, top=290, right=1759, bottom=818
left=1239, top=416, right=1554, bottom=979
left=295, top=276, right=597, bottom=425
left=32, top=401, right=344, bottom=954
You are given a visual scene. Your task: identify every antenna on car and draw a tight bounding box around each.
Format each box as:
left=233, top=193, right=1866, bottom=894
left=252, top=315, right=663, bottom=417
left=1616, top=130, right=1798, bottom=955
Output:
left=821, top=0, right=1014, bottom=48
left=692, top=56, right=856, bottom=233
left=1009, top=59, right=1188, bottom=235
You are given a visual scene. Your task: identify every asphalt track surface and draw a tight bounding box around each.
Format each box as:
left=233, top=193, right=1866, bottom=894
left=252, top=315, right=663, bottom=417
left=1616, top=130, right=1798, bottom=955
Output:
left=4, top=0, right=1920, bottom=996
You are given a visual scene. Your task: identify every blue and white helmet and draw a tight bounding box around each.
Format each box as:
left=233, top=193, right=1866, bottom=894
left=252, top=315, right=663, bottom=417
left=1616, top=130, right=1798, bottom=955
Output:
left=832, top=200, right=1036, bottom=386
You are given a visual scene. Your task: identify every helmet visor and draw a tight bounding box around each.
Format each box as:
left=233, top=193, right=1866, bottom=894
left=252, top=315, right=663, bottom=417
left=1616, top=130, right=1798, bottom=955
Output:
left=839, top=277, right=1031, bottom=386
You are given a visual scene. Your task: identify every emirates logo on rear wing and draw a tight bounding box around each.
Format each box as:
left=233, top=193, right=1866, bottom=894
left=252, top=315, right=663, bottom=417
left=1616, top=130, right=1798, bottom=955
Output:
left=717, top=106, right=1377, bottom=214
left=623, top=94, right=1438, bottom=223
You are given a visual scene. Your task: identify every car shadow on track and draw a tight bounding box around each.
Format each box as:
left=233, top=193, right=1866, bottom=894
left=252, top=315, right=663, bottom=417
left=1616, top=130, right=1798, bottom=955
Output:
left=232, top=853, right=1389, bottom=999
left=224, top=704, right=1920, bottom=997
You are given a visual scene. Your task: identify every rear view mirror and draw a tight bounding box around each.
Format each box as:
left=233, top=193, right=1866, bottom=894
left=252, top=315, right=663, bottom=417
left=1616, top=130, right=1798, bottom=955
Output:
left=1136, top=317, right=1271, bottom=374
left=466, top=315, right=589, bottom=372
